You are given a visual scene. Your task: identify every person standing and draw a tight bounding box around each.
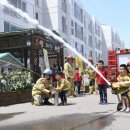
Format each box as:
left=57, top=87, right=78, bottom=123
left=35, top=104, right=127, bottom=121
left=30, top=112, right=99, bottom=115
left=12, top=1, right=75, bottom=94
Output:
left=64, top=55, right=76, bottom=97
left=95, top=60, right=108, bottom=105
left=86, top=57, right=97, bottom=94
left=74, top=67, right=82, bottom=94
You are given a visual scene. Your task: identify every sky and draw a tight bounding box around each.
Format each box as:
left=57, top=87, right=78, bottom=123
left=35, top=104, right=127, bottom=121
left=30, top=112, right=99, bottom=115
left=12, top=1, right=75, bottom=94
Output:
left=80, top=0, right=130, bottom=47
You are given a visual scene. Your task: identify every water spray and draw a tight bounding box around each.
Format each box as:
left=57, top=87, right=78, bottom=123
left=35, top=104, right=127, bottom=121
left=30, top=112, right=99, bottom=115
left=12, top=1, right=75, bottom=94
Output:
left=0, top=0, right=111, bottom=85
left=38, top=25, right=111, bottom=85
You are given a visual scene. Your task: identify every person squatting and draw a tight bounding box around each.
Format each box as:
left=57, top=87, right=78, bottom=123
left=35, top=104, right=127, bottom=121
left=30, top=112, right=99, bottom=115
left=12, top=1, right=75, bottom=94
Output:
left=32, top=69, right=71, bottom=106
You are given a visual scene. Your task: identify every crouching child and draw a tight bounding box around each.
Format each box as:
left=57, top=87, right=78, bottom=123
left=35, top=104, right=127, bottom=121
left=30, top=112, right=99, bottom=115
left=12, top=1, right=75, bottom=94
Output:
left=55, top=72, right=71, bottom=105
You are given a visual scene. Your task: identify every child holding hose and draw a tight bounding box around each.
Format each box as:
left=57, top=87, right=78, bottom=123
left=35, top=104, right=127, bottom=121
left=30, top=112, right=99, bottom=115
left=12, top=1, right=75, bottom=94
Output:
left=112, top=64, right=130, bottom=112
left=54, top=72, right=71, bottom=105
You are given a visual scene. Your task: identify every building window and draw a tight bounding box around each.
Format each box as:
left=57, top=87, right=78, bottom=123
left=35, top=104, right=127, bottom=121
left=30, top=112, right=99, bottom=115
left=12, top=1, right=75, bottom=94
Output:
left=71, top=28, right=74, bottom=35
left=8, top=0, right=26, bottom=12
left=96, top=52, right=100, bottom=62
left=71, top=20, right=74, bottom=26
left=22, top=1, right=26, bottom=12
left=95, top=23, right=100, bottom=37
left=35, top=0, right=39, bottom=7
left=95, top=38, right=101, bottom=49
left=81, top=45, right=84, bottom=55
left=75, top=42, right=78, bottom=50
left=4, top=21, right=21, bottom=32
left=88, top=35, right=92, bottom=47
left=4, top=21, right=10, bottom=32
left=62, top=0, right=67, bottom=13
left=97, top=40, right=101, bottom=50
left=84, top=15, right=87, bottom=29
left=71, top=20, right=74, bottom=35
left=10, top=0, right=17, bottom=7
left=35, top=12, right=39, bottom=20
left=62, top=16, right=67, bottom=34
left=89, top=51, right=93, bottom=57
left=17, top=0, right=21, bottom=9
left=84, top=36, right=87, bottom=43
left=10, top=24, right=21, bottom=31
left=74, top=2, right=83, bottom=22
left=88, top=20, right=92, bottom=33
left=75, top=22, right=83, bottom=40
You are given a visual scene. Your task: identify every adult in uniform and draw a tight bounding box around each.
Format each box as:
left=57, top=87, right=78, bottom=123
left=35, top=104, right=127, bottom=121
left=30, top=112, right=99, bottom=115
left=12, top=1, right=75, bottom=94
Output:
left=32, top=69, right=54, bottom=106
left=64, top=55, right=76, bottom=96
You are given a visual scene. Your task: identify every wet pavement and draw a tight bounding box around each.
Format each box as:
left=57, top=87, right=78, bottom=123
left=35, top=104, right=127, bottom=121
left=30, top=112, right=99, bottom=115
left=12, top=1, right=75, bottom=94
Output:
left=0, top=112, right=25, bottom=122
left=0, top=112, right=116, bottom=130
left=0, top=89, right=130, bottom=130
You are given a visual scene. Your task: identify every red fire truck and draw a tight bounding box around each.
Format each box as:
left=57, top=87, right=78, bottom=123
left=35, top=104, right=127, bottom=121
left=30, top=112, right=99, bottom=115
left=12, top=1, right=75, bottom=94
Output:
left=108, top=49, right=130, bottom=82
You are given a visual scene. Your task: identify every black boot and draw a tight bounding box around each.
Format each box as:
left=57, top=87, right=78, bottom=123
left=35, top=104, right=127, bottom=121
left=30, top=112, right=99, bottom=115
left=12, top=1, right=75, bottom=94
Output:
left=31, top=97, right=34, bottom=105
left=44, top=98, right=53, bottom=105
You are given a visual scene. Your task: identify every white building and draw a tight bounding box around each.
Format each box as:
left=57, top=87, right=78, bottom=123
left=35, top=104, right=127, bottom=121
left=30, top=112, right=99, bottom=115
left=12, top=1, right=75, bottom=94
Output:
left=83, top=11, right=94, bottom=59
left=101, top=25, right=124, bottom=65
left=0, top=0, right=43, bottom=32
left=42, top=0, right=104, bottom=64
left=42, top=0, right=85, bottom=57
left=0, top=0, right=125, bottom=67
left=101, top=25, right=124, bottom=50
left=41, top=0, right=125, bottom=66
left=92, top=17, right=103, bottom=64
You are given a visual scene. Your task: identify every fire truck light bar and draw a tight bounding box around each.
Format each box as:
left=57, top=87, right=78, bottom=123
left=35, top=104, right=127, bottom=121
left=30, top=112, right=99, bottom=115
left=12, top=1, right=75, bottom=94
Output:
left=116, top=49, right=130, bottom=54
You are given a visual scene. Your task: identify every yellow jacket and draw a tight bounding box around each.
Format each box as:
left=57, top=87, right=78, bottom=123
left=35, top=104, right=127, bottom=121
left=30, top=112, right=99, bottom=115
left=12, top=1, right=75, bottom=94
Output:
left=86, top=67, right=95, bottom=80
left=55, top=79, right=71, bottom=92
left=32, top=78, right=52, bottom=96
left=112, top=74, right=130, bottom=94
left=64, top=62, right=74, bottom=79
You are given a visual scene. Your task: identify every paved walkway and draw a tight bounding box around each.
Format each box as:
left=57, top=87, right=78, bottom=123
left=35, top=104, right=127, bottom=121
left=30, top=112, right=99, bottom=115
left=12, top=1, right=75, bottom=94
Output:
left=0, top=89, right=130, bottom=130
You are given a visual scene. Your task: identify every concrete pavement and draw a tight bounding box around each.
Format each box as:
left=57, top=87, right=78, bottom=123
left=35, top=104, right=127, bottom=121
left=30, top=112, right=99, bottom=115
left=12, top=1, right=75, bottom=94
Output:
left=0, top=89, right=130, bottom=130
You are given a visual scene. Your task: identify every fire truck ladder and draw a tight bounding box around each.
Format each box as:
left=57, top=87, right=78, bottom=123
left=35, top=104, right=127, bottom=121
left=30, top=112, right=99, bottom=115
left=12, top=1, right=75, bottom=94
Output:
left=108, top=51, right=118, bottom=82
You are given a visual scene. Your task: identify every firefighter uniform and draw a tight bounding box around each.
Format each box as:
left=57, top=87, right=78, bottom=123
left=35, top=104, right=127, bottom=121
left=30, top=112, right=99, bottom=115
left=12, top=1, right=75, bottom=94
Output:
left=127, top=72, right=130, bottom=98
left=55, top=79, right=71, bottom=92
left=32, top=78, right=53, bottom=106
left=64, top=62, right=75, bottom=96
left=112, top=75, right=130, bottom=95
left=55, top=78, right=71, bottom=104
left=86, top=67, right=97, bottom=94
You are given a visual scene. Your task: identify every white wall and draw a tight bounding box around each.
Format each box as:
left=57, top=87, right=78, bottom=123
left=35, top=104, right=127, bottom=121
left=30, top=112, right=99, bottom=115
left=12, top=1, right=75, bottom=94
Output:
left=42, top=0, right=58, bottom=30
left=101, top=29, right=108, bottom=66
left=0, top=0, right=36, bottom=32
left=101, top=25, right=125, bottom=50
